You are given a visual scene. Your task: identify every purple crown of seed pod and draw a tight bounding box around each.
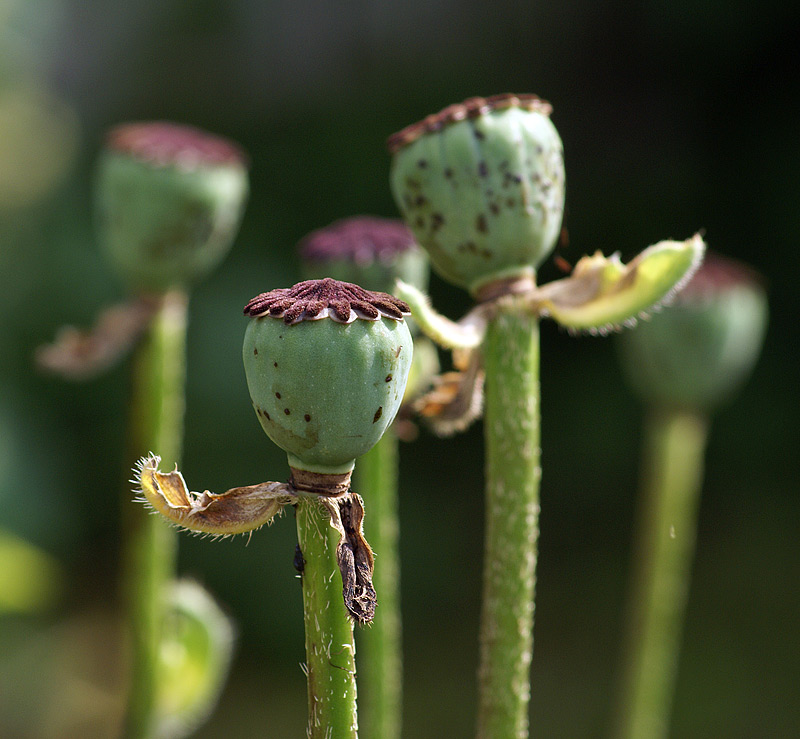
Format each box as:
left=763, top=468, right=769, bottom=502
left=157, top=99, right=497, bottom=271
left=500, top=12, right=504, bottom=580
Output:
left=244, top=278, right=411, bottom=325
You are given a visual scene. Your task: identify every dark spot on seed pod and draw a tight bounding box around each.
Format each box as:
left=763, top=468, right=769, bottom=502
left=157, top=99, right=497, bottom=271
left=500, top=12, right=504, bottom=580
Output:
left=253, top=347, right=258, bottom=356
left=304, top=414, right=311, bottom=422
left=284, top=408, right=290, bottom=415
left=385, top=374, right=392, bottom=382
left=265, top=412, right=271, bottom=421
left=431, top=213, right=444, bottom=231
left=373, top=407, right=383, bottom=423
left=489, top=202, right=500, bottom=215
left=415, top=216, right=424, bottom=229
left=406, top=178, right=421, bottom=190
left=536, top=145, right=543, bottom=154
left=476, top=215, right=488, bottom=233
left=507, top=198, right=515, bottom=207
left=473, top=127, right=485, bottom=140
left=478, top=161, right=488, bottom=177
left=417, top=159, right=428, bottom=168
left=395, top=346, right=402, bottom=358
left=481, top=249, right=492, bottom=259
left=275, top=392, right=281, bottom=399
left=279, top=335, right=283, bottom=339
left=274, top=362, right=278, bottom=367
left=415, top=195, right=427, bottom=206
left=444, top=168, right=453, bottom=179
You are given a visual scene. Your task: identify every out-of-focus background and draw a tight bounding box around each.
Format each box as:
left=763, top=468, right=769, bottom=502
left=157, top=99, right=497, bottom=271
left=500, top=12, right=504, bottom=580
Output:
left=1, top=1, right=798, bottom=736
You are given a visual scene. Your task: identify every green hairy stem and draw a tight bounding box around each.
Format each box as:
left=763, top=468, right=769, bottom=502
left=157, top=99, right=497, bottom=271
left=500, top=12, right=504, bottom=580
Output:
left=477, top=298, right=541, bottom=739
left=296, top=496, right=359, bottom=739
left=356, top=433, right=402, bottom=739
left=123, top=290, right=188, bottom=738
left=614, top=408, right=708, bottom=739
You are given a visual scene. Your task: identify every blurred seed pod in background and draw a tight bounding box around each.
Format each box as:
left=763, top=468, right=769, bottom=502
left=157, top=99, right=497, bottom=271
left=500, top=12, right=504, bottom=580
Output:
left=95, top=121, right=249, bottom=293
left=617, top=251, right=768, bottom=412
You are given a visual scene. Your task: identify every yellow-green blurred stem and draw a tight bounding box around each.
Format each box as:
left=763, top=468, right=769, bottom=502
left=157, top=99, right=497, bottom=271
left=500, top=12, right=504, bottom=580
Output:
left=477, top=298, right=541, bottom=739
left=355, top=433, right=402, bottom=739
left=614, top=408, right=708, bottom=739
left=124, top=290, right=188, bottom=738
left=296, top=496, right=358, bottom=739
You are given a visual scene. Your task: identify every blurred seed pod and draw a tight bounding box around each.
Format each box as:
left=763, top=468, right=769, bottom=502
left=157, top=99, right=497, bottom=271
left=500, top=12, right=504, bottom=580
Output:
left=95, top=121, right=248, bottom=292
left=617, top=252, right=768, bottom=411
left=299, top=215, right=430, bottom=300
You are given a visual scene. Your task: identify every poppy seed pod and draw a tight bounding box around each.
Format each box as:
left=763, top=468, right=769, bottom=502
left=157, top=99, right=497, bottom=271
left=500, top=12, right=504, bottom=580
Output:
left=242, top=279, right=413, bottom=474
left=617, top=252, right=768, bottom=411
left=95, top=121, right=248, bottom=291
left=300, top=215, right=430, bottom=299
left=388, top=94, right=565, bottom=297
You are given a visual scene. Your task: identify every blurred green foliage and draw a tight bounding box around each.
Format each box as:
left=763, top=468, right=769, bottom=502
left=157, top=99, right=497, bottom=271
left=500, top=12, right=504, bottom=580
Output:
left=1, top=0, right=798, bottom=736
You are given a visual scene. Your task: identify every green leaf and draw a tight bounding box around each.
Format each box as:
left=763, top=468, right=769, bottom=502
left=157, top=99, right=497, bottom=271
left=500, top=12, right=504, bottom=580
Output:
left=394, top=279, right=486, bottom=349
left=155, top=580, right=235, bottom=739
left=534, top=235, right=705, bottom=334
left=0, top=529, right=61, bottom=613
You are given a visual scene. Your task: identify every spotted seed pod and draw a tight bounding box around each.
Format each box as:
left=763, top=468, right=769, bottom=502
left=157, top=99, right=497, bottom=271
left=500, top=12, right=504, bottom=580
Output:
left=388, top=94, right=565, bottom=297
left=242, top=279, right=413, bottom=474
left=95, top=121, right=249, bottom=292
left=617, top=252, right=768, bottom=412
left=299, top=215, right=430, bottom=298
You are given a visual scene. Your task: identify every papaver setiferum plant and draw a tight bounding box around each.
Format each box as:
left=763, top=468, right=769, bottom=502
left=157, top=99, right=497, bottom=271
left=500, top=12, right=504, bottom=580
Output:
left=39, top=122, right=249, bottom=738
left=613, top=252, right=767, bottom=739
left=300, top=216, right=434, bottom=739
left=387, top=93, right=705, bottom=738
left=136, top=278, right=413, bottom=738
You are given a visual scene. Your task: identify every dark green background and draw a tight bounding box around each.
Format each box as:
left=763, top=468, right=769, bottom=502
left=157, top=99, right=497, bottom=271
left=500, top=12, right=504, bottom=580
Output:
left=1, top=1, right=798, bottom=736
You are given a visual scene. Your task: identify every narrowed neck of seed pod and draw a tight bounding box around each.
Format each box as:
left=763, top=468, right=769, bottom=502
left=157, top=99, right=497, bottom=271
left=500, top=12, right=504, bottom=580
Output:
left=472, top=271, right=537, bottom=304
left=290, top=467, right=353, bottom=497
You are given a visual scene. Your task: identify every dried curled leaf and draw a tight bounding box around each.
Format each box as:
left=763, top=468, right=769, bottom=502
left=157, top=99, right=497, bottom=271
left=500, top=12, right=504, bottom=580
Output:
left=414, top=347, right=485, bottom=436
left=324, top=493, right=376, bottom=624
left=134, top=455, right=295, bottom=536
left=36, top=297, right=157, bottom=379
left=533, top=234, right=706, bottom=334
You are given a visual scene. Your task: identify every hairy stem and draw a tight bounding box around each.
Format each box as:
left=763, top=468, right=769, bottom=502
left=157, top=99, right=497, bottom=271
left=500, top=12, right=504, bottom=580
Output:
left=614, top=408, right=708, bottom=739
left=355, top=433, right=402, bottom=739
left=123, top=290, right=188, bottom=738
left=477, top=298, right=541, bottom=739
left=296, top=496, right=358, bottom=739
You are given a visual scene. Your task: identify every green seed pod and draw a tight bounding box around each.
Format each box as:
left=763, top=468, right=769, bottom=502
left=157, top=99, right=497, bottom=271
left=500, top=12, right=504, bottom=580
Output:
left=388, top=94, right=565, bottom=297
left=95, top=122, right=249, bottom=292
left=617, top=252, right=768, bottom=412
left=299, top=215, right=430, bottom=298
left=242, top=279, right=413, bottom=474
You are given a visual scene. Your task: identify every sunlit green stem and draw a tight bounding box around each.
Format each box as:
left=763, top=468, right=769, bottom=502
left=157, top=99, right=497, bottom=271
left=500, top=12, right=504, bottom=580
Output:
left=296, top=496, right=358, bottom=739
left=477, top=298, right=540, bottom=739
left=614, top=408, right=708, bottom=739
left=355, top=433, right=402, bottom=739
left=123, top=289, right=188, bottom=738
